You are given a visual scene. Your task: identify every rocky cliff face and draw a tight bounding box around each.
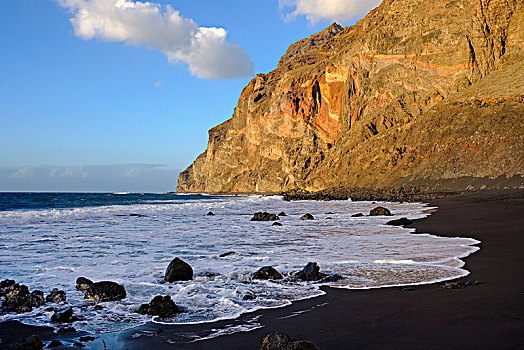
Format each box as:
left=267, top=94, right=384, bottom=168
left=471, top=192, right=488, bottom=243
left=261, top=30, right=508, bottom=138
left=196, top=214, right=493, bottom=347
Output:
left=177, top=0, right=524, bottom=194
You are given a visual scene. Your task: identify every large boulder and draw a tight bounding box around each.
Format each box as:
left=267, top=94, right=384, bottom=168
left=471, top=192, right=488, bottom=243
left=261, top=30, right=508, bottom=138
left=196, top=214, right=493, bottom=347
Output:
left=251, top=212, right=280, bottom=221
left=260, top=332, right=319, bottom=350
left=253, top=266, right=283, bottom=280
left=84, top=281, right=126, bottom=302
left=46, top=288, right=66, bottom=303
left=0, top=279, right=16, bottom=297
left=386, top=218, right=413, bottom=226
left=295, top=262, right=327, bottom=281
left=164, top=258, right=193, bottom=282
left=137, top=295, right=181, bottom=318
left=369, top=207, right=392, bottom=216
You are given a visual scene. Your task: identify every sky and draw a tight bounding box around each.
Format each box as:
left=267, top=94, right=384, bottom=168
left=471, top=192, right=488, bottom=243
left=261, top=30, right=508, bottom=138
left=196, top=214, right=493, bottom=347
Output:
left=0, top=0, right=381, bottom=192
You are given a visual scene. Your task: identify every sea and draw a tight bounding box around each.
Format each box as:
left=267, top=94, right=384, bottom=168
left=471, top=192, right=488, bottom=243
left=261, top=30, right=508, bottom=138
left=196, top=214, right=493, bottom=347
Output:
left=0, top=192, right=479, bottom=337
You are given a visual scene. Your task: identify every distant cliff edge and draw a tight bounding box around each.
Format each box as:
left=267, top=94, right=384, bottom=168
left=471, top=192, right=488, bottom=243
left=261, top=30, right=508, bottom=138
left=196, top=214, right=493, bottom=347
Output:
left=177, top=0, right=524, bottom=194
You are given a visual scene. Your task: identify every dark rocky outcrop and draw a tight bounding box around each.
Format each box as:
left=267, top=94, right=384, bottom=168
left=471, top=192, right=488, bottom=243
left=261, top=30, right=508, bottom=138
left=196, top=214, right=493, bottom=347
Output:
left=7, top=335, right=43, bottom=350
left=253, top=266, right=283, bottom=280
left=272, top=222, right=283, bottom=226
left=369, top=207, right=391, bottom=216
left=51, top=306, right=74, bottom=323
left=207, top=211, right=215, bottom=216
left=278, top=212, right=287, bottom=216
left=137, top=295, right=181, bottom=318
left=0, top=279, right=16, bottom=297
left=386, top=218, right=414, bottom=226
left=84, top=281, right=126, bottom=302
left=2, top=283, right=45, bottom=313
left=46, top=288, right=66, bottom=304
left=164, top=257, right=193, bottom=282
left=295, top=262, right=327, bottom=281
left=75, top=277, right=93, bottom=291
left=260, top=332, right=319, bottom=350
left=78, top=336, right=95, bottom=342
left=251, top=212, right=280, bottom=221
left=300, top=213, right=314, bottom=220
left=351, top=213, right=364, bottom=217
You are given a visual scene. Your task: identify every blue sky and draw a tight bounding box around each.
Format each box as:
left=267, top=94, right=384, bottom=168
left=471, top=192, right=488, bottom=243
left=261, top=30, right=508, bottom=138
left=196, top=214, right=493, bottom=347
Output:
left=0, top=0, right=379, bottom=191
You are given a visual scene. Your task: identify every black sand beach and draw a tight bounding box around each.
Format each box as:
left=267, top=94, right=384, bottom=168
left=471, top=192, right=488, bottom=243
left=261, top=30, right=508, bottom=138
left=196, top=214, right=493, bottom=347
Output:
left=1, top=189, right=523, bottom=349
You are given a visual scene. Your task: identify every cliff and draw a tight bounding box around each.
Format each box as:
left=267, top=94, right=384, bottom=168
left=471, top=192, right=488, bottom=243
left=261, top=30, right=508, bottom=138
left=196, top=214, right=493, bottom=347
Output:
left=177, top=0, right=524, bottom=194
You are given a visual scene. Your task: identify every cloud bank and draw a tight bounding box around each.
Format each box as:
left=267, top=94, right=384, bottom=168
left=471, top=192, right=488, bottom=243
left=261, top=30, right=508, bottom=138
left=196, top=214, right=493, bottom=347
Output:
left=0, top=164, right=179, bottom=192
left=57, top=0, right=254, bottom=80
left=279, top=0, right=382, bottom=24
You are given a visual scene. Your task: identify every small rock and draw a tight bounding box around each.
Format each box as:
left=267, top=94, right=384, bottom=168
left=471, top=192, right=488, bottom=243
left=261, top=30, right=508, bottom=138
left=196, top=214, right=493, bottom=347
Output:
left=75, top=277, right=93, bottom=291
left=243, top=290, right=256, bottom=300
left=51, top=306, right=74, bottom=323
left=129, top=214, right=142, bottom=217
left=30, top=290, right=45, bottom=308
left=137, top=295, right=181, bottom=318
left=56, top=326, right=76, bottom=335
left=7, top=335, right=43, bottom=350
left=278, top=212, right=287, bottom=216
left=253, top=266, right=283, bottom=280
left=73, top=342, right=85, bottom=347
left=300, top=213, right=314, bottom=220
left=272, top=222, right=283, bottom=226
left=164, top=257, right=193, bottom=282
left=47, top=340, right=63, bottom=348
left=296, top=262, right=327, bottom=281
left=251, top=212, right=280, bottom=221
left=351, top=213, right=364, bottom=217
left=260, top=332, right=319, bottom=350
left=78, top=336, right=95, bottom=342
left=207, top=211, right=215, bottom=216
left=219, top=251, right=235, bottom=258
left=370, top=207, right=392, bottom=216
left=386, top=218, right=413, bottom=226
left=321, top=274, right=343, bottom=282
left=84, top=281, right=126, bottom=302
left=46, top=288, right=66, bottom=304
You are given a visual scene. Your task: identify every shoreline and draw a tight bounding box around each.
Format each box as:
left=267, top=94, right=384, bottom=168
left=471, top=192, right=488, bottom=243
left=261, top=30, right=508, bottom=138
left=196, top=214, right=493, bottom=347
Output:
left=1, top=189, right=523, bottom=349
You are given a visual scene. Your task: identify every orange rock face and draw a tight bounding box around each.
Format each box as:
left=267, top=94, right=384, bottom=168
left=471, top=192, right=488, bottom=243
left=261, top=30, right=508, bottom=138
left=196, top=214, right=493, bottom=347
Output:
left=177, top=0, right=524, bottom=194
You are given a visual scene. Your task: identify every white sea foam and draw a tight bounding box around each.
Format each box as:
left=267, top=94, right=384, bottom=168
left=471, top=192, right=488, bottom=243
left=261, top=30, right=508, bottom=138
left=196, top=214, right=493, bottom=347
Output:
left=0, top=196, right=479, bottom=336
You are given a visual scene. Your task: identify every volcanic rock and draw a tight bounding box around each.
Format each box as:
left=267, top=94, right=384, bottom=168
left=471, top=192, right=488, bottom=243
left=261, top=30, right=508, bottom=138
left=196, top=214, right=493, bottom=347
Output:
left=75, top=277, right=93, bottom=291
left=137, top=295, right=181, bottom=318
left=219, top=251, right=235, bottom=258
left=351, top=213, right=364, bottom=217
left=300, top=213, right=314, bottom=220
left=278, top=212, right=287, bottom=216
left=47, top=340, right=63, bottom=348
left=207, top=211, right=215, bottom=216
left=295, top=262, right=327, bottom=281
left=253, top=266, right=283, bottom=280
left=272, top=222, right=283, bottom=226
left=251, top=212, right=280, bottom=221
left=7, top=335, right=43, bottom=350
left=46, top=288, right=66, bottom=304
left=386, top=217, right=414, bottom=226
left=164, top=257, right=193, bottom=282
left=370, top=207, right=391, bottom=216
left=2, top=284, right=44, bottom=313
left=260, top=332, right=319, bottom=350
left=84, top=281, right=126, bottom=302
left=51, top=306, right=73, bottom=323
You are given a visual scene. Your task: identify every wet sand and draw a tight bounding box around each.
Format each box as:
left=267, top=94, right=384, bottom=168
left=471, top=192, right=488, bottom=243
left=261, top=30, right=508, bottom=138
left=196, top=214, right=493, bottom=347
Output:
left=1, top=189, right=523, bottom=349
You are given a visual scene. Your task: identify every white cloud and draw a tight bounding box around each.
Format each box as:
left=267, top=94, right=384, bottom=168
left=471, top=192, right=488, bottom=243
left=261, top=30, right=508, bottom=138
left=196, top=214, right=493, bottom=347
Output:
left=279, top=0, right=382, bottom=24
left=57, top=0, right=254, bottom=80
